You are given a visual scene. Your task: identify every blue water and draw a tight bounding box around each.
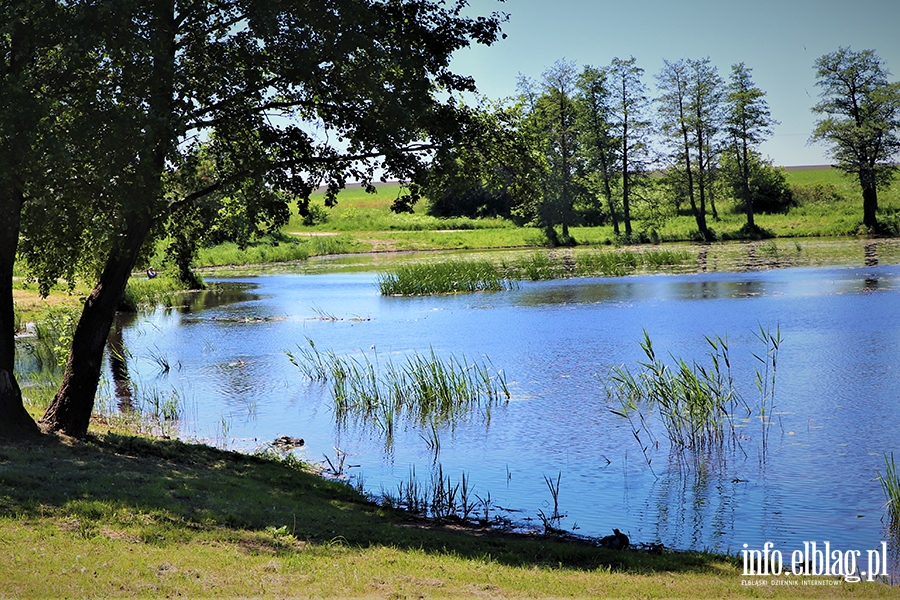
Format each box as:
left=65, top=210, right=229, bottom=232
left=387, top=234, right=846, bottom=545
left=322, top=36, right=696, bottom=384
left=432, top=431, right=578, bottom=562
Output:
left=113, top=261, right=900, bottom=564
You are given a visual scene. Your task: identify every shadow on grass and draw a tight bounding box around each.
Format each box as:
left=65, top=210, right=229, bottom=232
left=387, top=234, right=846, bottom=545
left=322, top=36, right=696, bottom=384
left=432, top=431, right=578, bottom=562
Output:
left=0, top=431, right=738, bottom=577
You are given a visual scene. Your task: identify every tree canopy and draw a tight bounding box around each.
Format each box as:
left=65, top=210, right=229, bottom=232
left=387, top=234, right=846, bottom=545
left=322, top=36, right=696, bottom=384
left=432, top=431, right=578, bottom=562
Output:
left=2, top=0, right=508, bottom=437
left=811, top=47, right=900, bottom=230
left=725, top=62, right=777, bottom=231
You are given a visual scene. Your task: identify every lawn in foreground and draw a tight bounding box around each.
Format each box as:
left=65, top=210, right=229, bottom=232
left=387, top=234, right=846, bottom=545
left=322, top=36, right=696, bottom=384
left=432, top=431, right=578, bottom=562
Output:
left=0, top=431, right=893, bottom=598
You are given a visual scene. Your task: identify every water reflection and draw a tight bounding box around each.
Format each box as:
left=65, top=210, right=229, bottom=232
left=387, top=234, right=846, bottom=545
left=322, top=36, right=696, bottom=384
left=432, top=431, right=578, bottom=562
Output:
left=107, top=312, right=137, bottom=411
left=865, top=241, right=879, bottom=267
left=517, top=275, right=775, bottom=307
left=697, top=248, right=708, bottom=272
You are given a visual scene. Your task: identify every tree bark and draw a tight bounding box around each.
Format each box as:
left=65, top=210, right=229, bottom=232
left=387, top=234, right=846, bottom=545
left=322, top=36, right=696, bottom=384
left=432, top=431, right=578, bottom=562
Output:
left=621, top=113, right=633, bottom=237
left=40, top=214, right=154, bottom=438
left=861, top=168, right=878, bottom=230
left=740, top=139, right=755, bottom=230
left=602, top=172, right=619, bottom=235
left=0, top=185, right=40, bottom=436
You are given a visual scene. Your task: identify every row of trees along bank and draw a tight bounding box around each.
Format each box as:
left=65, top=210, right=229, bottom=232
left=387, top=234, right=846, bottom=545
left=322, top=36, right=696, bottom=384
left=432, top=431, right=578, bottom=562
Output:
left=413, top=49, right=900, bottom=244
left=0, top=0, right=507, bottom=438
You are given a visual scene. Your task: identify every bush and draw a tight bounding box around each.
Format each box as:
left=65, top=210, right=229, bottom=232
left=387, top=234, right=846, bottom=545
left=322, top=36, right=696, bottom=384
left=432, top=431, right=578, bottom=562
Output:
left=302, top=203, right=329, bottom=226
left=426, top=186, right=514, bottom=219
left=790, top=182, right=844, bottom=205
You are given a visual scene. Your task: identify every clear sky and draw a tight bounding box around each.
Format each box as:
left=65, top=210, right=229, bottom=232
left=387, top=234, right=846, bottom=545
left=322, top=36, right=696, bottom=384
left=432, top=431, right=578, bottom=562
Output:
left=450, top=0, right=900, bottom=167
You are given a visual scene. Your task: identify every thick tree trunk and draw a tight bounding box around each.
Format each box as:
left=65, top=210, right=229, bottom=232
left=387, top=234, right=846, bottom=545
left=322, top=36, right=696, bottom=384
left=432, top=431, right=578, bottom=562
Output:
left=678, top=107, right=706, bottom=240
left=743, top=181, right=755, bottom=229
left=861, top=169, right=878, bottom=230
left=695, top=126, right=711, bottom=241
left=0, top=19, right=41, bottom=437
left=41, top=214, right=153, bottom=438
left=0, top=187, right=40, bottom=436
left=602, top=174, right=619, bottom=235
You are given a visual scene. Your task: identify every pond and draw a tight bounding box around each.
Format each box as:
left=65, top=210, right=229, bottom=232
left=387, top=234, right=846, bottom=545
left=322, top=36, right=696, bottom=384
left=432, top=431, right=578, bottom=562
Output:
left=106, top=242, right=900, bottom=568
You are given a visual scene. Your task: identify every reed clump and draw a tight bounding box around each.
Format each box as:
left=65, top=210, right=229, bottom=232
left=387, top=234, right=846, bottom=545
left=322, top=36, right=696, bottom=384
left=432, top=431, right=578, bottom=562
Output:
left=879, top=452, right=900, bottom=528
left=287, top=340, right=510, bottom=449
left=608, top=331, right=748, bottom=459
left=512, top=249, right=691, bottom=282
left=378, top=249, right=692, bottom=295
left=377, top=260, right=518, bottom=295
left=121, top=274, right=189, bottom=311
left=381, top=465, right=493, bottom=525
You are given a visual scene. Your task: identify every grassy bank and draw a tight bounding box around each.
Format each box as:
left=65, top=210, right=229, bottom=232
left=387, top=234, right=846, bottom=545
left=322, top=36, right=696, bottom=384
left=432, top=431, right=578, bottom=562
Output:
left=2, top=429, right=893, bottom=598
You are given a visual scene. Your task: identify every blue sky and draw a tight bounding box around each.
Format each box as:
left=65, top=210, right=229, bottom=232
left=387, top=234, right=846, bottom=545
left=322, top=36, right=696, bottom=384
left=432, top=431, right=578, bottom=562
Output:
left=450, top=0, right=900, bottom=166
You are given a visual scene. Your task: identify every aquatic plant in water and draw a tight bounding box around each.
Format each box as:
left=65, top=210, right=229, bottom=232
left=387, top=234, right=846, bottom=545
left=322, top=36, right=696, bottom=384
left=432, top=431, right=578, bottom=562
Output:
left=379, top=465, right=495, bottom=525
left=607, top=328, right=781, bottom=466
left=377, top=260, right=518, bottom=295
left=753, top=325, right=781, bottom=462
left=287, top=339, right=510, bottom=451
left=607, top=331, right=749, bottom=457
left=879, top=452, right=900, bottom=528
left=378, top=249, right=693, bottom=296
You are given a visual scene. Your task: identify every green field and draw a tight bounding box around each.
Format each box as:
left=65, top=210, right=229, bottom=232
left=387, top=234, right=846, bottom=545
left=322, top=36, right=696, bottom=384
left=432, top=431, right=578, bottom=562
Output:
left=269, top=166, right=900, bottom=258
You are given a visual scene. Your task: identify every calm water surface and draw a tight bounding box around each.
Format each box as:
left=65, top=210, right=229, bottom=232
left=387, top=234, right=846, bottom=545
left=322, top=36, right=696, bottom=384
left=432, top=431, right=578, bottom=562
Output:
left=111, top=253, right=900, bottom=562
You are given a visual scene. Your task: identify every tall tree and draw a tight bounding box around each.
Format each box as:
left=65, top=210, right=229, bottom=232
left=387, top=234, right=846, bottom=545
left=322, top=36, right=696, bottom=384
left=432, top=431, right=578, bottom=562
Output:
left=519, top=59, right=582, bottom=244
left=576, top=65, right=620, bottom=234
left=32, top=0, right=507, bottom=438
left=0, top=2, right=97, bottom=435
left=724, top=62, right=776, bottom=231
left=0, top=2, right=45, bottom=435
left=690, top=58, right=724, bottom=224
left=609, top=56, right=651, bottom=238
left=811, top=47, right=900, bottom=230
left=657, top=59, right=701, bottom=235
left=656, top=57, right=723, bottom=241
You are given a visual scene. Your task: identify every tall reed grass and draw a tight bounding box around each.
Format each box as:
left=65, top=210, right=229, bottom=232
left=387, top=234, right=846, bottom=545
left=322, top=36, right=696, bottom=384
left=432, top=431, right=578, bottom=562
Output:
left=607, top=329, right=786, bottom=468
left=378, top=249, right=692, bottom=295
left=380, top=465, right=491, bottom=525
left=608, top=331, right=748, bottom=459
left=753, top=325, right=781, bottom=461
left=879, top=452, right=900, bottom=528
left=377, top=260, right=518, bottom=295
left=287, top=340, right=509, bottom=450
left=121, top=274, right=188, bottom=311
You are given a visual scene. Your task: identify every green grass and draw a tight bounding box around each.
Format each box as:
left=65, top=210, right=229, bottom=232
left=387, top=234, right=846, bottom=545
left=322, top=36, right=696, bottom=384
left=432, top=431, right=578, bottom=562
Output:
left=287, top=185, right=515, bottom=233
left=3, top=430, right=893, bottom=597
left=285, top=168, right=900, bottom=253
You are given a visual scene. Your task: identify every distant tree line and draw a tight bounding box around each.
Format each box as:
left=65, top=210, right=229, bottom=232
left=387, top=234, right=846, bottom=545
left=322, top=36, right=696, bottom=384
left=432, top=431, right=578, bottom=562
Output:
left=416, top=48, right=900, bottom=244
